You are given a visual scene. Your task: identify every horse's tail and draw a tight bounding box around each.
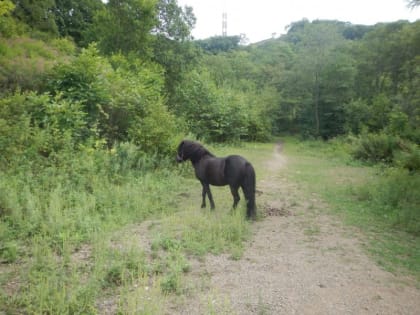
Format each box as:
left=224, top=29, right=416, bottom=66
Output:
left=243, top=162, right=256, bottom=219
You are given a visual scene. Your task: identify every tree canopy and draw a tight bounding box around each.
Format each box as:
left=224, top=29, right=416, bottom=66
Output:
left=0, top=2, right=419, bottom=157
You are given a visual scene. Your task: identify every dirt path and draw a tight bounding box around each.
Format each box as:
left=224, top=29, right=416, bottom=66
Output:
left=171, top=143, right=420, bottom=314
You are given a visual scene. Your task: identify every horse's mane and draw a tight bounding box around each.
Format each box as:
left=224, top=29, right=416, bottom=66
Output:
left=181, top=140, right=215, bottom=163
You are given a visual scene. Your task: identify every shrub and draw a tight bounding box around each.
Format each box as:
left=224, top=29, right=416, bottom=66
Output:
left=46, top=46, right=182, bottom=155
left=351, top=132, right=399, bottom=163
left=0, top=91, right=87, bottom=168
left=394, top=142, right=420, bottom=172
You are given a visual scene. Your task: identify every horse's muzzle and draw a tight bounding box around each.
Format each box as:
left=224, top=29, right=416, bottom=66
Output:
left=176, top=154, right=183, bottom=162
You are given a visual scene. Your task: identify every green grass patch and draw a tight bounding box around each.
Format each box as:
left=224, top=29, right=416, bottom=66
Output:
left=0, top=142, right=267, bottom=313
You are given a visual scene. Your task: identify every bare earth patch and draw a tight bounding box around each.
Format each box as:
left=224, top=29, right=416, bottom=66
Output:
left=169, top=143, right=420, bottom=314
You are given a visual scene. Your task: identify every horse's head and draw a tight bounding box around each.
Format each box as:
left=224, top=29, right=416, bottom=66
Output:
left=176, top=140, right=186, bottom=162
left=176, top=140, right=211, bottom=163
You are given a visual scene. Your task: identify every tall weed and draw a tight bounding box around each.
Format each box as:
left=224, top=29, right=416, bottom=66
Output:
left=0, top=145, right=187, bottom=313
left=358, top=168, right=420, bottom=235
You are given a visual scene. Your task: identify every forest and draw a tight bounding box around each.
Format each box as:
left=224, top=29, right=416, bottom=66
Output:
left=0, top=0, right=419, bottom=313
left=1, top=0, right=419, bottom=159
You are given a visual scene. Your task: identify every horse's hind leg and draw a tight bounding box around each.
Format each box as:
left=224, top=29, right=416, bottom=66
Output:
left=201, top=184, right=206, bottom=208
left=230, top=185, right=240, bottom=208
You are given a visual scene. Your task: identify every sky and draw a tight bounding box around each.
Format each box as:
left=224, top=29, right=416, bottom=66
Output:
left=177, top=0, right=420, bottom=43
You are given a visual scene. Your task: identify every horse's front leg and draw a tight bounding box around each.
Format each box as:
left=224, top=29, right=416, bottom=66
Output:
left=201, top=183, right=207, bottom=208
left=201, top=182, right=215, bottom=209
left=207, top=185, right=215, bottom=210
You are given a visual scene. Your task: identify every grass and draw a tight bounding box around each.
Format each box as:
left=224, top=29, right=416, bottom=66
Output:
left=0, top=142, right=268, bottom=314
left=2, top=138, right=418, bottom=313
left=281, top=137, right=420, bottom=282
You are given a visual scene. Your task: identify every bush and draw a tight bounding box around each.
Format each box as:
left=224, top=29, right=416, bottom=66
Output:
left=351, top=132, right=420, bottom=171
left=351, top=132, right=399, bottom=163
left=46, top=46, right=182, bottom=154
left=394, top=142, right=420, bottom=172
left=0, top=91, right=87, bottom=168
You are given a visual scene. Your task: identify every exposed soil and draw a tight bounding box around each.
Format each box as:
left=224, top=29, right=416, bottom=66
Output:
left=167, top=143, right=420, bottom=314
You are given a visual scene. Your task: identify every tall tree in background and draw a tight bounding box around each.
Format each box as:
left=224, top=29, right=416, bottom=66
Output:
left=88, top=0, right=157, bottom=56
left=354, top=21, right=420, bottom=136
left=154, top=0, right=195, bottom=40
left=11, top=0, right=58, bottom=35
left=152, top=0, right=198, bottom=102
left=54, top=0, right=104, bottom=45
left=283, top=20, right=355, bottom=138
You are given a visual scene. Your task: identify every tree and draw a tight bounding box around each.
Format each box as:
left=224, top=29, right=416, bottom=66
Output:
left=281, top=21, right=356, bottom=138
left=151, top=0, right=198, bottom=103
left=154, top=0, right=195, bottom=41
left=0, top=0, right=14, bottom=16
left=0, top=0, right=25, bottom=37
left=53, top=0, right=104, bottom=45
left=88, top=0, right=157, bottom=56
left=196, top=36, right=242, bottom=54
left=12, top=0, right=58, bottom=36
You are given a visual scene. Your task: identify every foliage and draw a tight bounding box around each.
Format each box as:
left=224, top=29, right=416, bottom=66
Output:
left=282, top=21, right=356, bottom=138
left=52, top=0, right=104, bottom=46
left=196, top=35, right=242, bottom=53
left=0, top=91, right=86, bottom=168
left=152, top=35, right=201, bottom=104
left=0, top=0, right=14, bottom=16
left=155, top=0, right=196, bottom=41
left=394, top=142, right=420, bottom=172
left=87, top=0, right=157, bottom=57
left=173, top=69, right=269, bottom=142
left=0, top=0, right=26, bottom=37
left=350, top=132, right=420, bottom=172
left=11, top=0, right=58, bottom=37
left=0, top=37, right=73, bottom=92
left=1, top=5, right=420, bottom=312
left=351, top=132, right=399, bottom=164
left=46, top=45, right=182, bottom=153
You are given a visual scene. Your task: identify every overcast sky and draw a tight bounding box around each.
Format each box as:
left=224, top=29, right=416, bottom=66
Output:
left=177, top=0, right=419, bottom=43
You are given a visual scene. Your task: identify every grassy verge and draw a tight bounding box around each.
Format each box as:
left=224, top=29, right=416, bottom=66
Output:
left=281, top=137, right=420, bottom=282
left=0, top=142, right=269, bottom=314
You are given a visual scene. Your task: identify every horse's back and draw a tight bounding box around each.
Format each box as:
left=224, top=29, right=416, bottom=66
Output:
left=224, top=155, right=253, bottom=185
left=196, top=156, right=226, bottom=186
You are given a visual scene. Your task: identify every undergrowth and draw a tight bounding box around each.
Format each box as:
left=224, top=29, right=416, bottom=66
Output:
left=0, top=142, right=257, bottom=314
left=0, top=144, right=184, bottom=313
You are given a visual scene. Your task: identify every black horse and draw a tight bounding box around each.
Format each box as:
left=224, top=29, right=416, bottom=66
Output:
left=176, top=140, right=256, bottom=219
